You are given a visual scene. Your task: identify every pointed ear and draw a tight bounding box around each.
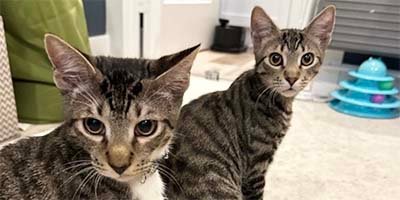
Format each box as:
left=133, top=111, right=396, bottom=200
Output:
left=144, top=44, right=200, bottom=101
left=251, top=6, right=280, bottom=52
left=44, top=34, right=101, bottom=92
left=148, top=44, right=201, bottom=78
left=304, top=6, right=336, bottom=50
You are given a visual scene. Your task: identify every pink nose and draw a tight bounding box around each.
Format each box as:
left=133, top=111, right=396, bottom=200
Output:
left=285, top=77, right=298, bottom=86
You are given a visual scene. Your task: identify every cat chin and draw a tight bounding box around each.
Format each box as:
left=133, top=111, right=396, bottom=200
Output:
left=96, top=170, right=141, bottom=183
left=280, top=89, right=299, bottom=97
left=114, top=175, right=140, bottom=183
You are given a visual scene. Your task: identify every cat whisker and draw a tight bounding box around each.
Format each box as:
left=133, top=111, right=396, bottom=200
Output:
left=94, top=174, right=103, bottom=200
left=171, top=131, right=185, bottom=138
left=72, top=169, right=97, bottom=200
left=131, top=165, right=153, bottom=174
left=60, top=166, right=94, bottom=188
left=64, top=160, right=92, bottom=166
left=255, top=86, right=274, bottom=108
left=123, top=167, right=153, bottom=178
left=57, top=162, right=92, bottom=176
left=69, top=150, right=85, bottom=161
left=155, top=163, right=183, bottom=192
left=272, top=88, right=279, bottom=106
left=161, top=150, right=178, bottom=159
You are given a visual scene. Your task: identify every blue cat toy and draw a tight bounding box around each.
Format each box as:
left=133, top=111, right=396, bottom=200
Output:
left=330, top=57, right=400, bottom=119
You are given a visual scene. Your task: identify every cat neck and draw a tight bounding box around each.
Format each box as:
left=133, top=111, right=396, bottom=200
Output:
left=238, top=69, right=294, bottom=115
left=129, top=171, right=165, bottom=200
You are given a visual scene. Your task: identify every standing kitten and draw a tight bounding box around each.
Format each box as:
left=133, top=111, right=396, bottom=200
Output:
left=165, top=6, right=336, bottom=200
left=0, top=34, right=199, bottom=200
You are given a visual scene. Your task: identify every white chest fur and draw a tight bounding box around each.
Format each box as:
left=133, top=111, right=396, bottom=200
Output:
left=130, top=171, right=165, bottom=200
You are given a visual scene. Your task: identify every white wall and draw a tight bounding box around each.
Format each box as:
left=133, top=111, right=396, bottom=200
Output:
left=220, top=0, right=290, bottom=28
left=220, top=0, right=316, bottom=28
left=90, top=0, right=316, bottom=57
left=158, top=0, right=220, bottom=56
left=219, top=0, right=317, bottom=48
left=89, top=0, right=140, bottom=57
left=89, top=0, right=220, bottom=58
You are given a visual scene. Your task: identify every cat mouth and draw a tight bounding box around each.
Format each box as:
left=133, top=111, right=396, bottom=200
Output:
left=97, top=169, right=144, bottom=183
left=115, top=168, right=158, bottom=183
left=96, top=164, right=158, bottom=183
left=281, top=88, right=298, bottom=97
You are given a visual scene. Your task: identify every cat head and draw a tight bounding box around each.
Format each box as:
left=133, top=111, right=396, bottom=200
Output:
left=251, top=6, right=336, bottom=97
left=44, top=34, right=199, bottom=182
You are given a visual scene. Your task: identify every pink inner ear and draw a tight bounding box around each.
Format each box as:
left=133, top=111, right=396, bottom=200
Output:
left=305, top=10, right=335, bottom=49
left=251, top=9, right=278, bottom=34
left=250, top=6, right=280, bottom=53
left=45, top=35, right=98, bottom=92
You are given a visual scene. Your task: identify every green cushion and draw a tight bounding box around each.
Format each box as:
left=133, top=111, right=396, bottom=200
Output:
left=0, top=0, right=90, bottom=123
left=13, top=81, right=63, bottom=124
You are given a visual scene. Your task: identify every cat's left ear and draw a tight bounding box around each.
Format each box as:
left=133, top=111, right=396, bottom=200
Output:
left=304, top=6, right=336, bottom=50
left=144, top=44, right=200, bottom=100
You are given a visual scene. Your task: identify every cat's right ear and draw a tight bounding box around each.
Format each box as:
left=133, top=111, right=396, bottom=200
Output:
left=143, top=44, right=200, bottom=102
left=304, top=6, right=336, bottom=50
left=44, top=34, right=101, bottom=92
left=251, top=6, right=280, bottom=52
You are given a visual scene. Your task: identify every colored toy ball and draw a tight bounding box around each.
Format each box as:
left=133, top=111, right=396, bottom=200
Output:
left=370, top=94, right=385, bottom=103
left=378, top=81, right=394, bottom=90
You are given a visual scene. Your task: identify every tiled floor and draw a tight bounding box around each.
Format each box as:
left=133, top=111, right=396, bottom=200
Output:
left=192, top=49, right=254, bottom=80
left=18, top=50, right=400, bottom=200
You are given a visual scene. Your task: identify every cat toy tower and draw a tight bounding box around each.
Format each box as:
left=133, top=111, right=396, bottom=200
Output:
left=330, top=57, right=400, bottom=119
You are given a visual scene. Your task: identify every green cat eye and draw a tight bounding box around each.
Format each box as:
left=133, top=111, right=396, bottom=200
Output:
left=135, top=120, right=157, bottom=137
left=301, top=53, right=314, bottom=66
left=83, top=118, right=105, bottom=135
left=269, top=53, right=283, bottom=67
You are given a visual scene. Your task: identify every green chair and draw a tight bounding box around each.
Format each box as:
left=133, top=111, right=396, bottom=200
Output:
left=0, top=0, right=91, bottom=123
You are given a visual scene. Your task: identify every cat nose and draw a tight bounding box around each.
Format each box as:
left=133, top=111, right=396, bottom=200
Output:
left=110, top=164, right=129, bottom=175
left=285, top=77, right=298, bottom=86
left=106, top=144, right=132, bottom=175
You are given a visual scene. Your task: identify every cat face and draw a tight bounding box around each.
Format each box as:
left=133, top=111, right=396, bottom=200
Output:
left=45, top=34, right=199, bottom=183
left=251, top=6, right=336, bottom=97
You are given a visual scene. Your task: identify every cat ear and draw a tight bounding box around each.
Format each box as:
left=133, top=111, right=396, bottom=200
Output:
left=251, top=6, right=280, bottom=52
left=44, top=34, right=101, bottom=92
left=148, top=45, right=200, bottom=78
left=304, top=6, right=336, bottom=50
left=145, top=44, right=200, bottom=100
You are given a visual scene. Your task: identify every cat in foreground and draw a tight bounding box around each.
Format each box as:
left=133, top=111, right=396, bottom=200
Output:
left=0, top=34, right=199, bottom=199
left=165, top=6, right=336, bottom=200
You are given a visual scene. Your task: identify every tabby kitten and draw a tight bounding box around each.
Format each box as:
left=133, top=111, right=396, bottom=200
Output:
left=0, top=34, right=199, bottom=200
left=165, top=6, right=336, bottom=200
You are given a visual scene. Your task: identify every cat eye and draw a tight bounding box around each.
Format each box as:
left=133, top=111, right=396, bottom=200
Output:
left=301, top=53, right=314, bottom=67
left=269, top=53, right=283, bottom=67
left=83, top=118, right=105, bottom=135
left=135, top=120, right=157, bottom=137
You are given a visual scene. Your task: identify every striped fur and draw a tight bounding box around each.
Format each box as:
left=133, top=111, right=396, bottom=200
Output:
left=0, top=35, right=199, bottom=200
left=165, top=6, right=335, bottom=200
